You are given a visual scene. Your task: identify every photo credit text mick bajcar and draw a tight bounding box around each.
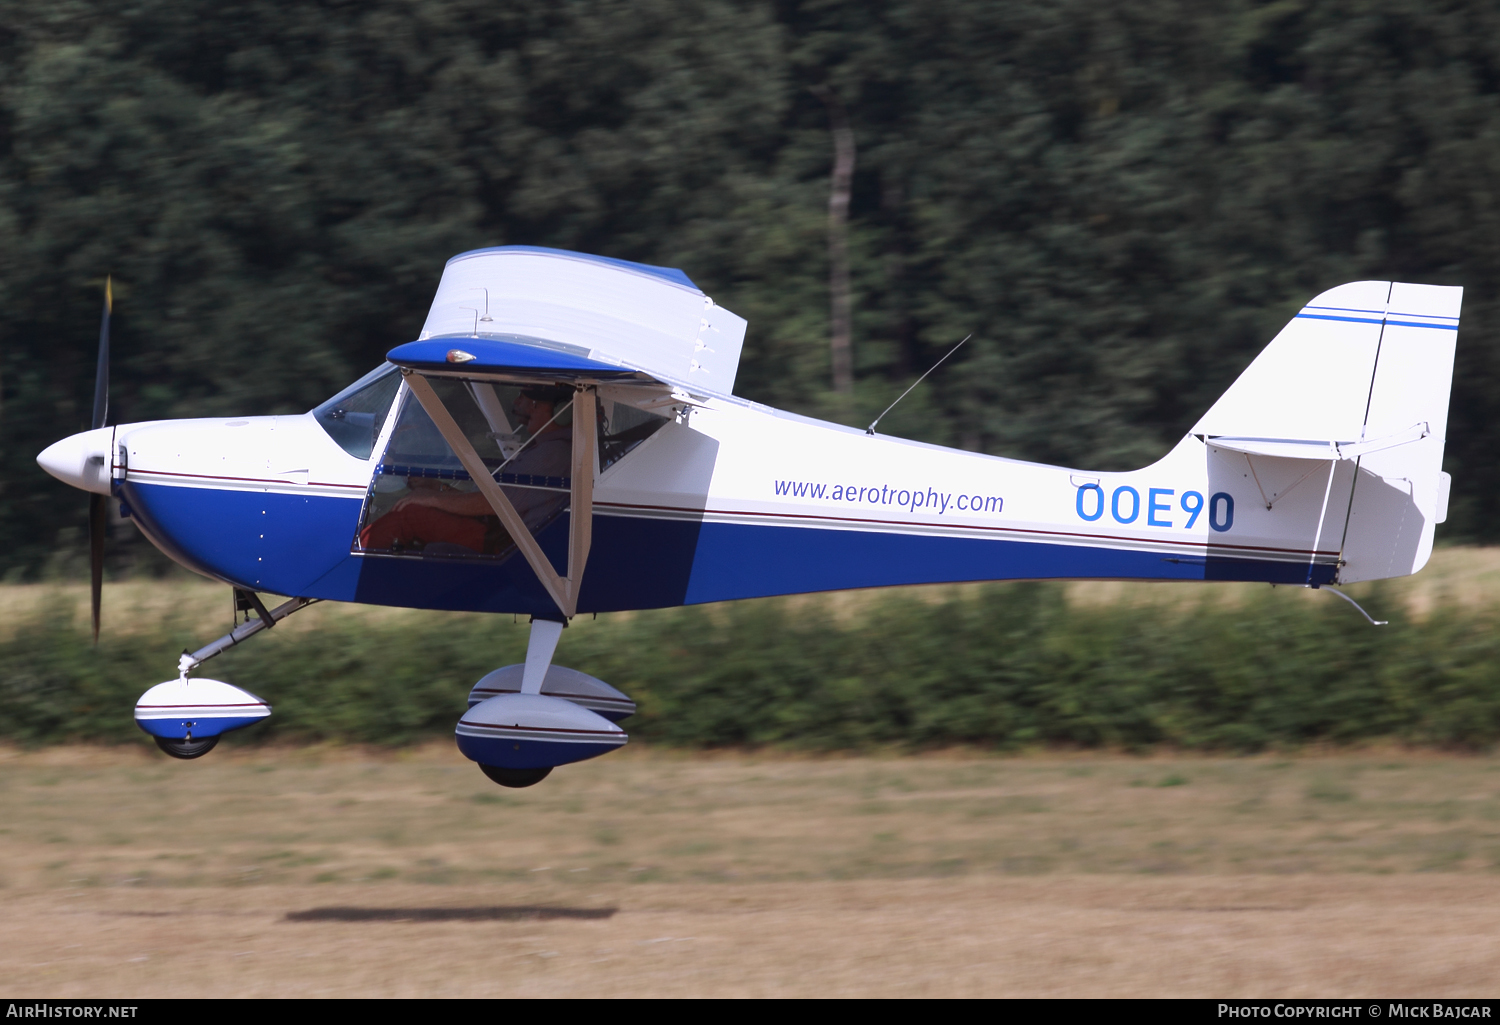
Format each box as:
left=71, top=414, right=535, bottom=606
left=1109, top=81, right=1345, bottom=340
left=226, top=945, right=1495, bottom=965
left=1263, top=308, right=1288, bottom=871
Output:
left=1220, top=1006, right=1492, bottom=1019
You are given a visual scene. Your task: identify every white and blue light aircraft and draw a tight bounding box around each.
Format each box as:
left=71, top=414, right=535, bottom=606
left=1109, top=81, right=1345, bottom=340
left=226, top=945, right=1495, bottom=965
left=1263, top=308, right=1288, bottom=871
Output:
left=36, top=248, right=1461, bottom=785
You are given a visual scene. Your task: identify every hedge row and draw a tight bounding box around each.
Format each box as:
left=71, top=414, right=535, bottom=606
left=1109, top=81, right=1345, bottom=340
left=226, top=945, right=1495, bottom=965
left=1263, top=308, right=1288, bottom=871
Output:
left=3, top=584, right=1497, bottom=750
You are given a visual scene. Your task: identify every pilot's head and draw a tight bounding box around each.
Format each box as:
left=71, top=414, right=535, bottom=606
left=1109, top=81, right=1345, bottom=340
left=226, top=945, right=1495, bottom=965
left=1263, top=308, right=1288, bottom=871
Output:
left=514, top=385, right=573, bottom=431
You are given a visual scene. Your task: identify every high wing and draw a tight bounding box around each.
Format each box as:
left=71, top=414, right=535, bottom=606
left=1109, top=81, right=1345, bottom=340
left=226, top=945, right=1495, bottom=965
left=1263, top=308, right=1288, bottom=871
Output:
left=383, top=247, right=749, bottom=617
left=405, top=245, right=747, bottom=392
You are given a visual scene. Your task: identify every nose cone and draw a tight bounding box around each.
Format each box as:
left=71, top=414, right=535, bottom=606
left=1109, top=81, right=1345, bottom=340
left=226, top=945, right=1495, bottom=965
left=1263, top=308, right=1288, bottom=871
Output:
left=37, top=426, right=115, bottom=495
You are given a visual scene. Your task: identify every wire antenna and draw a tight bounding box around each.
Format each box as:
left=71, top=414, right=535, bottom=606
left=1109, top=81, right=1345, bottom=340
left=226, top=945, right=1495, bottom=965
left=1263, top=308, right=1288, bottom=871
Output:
left=866, top=334, right=971, bottom=436
left=1313, top=585, right=1389, bottom=626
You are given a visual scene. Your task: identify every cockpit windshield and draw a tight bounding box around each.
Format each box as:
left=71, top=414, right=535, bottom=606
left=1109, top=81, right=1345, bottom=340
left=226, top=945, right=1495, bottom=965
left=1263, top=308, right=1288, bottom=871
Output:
left=311, top=364, right=403, bottom=459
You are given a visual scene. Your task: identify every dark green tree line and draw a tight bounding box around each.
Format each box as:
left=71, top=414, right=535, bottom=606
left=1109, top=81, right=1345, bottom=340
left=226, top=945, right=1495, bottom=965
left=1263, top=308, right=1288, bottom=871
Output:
left=5, top=0, right=1500, bottom=577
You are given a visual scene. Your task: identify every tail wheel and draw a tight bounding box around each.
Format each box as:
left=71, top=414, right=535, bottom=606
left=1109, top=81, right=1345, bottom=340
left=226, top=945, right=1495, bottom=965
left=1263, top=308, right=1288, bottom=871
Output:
left=154, top=735, right=220, bottom=760
left=479, top=764, right=552, bottom=788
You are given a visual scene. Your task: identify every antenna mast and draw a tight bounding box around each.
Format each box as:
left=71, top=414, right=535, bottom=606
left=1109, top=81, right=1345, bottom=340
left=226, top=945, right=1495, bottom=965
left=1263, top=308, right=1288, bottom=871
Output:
left=866, top=334, right=971, bottom=436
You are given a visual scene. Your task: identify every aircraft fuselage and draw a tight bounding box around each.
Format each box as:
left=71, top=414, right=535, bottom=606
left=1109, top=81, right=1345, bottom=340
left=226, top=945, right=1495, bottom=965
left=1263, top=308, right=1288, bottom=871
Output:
left=52, top=392, right=1350, bottom=619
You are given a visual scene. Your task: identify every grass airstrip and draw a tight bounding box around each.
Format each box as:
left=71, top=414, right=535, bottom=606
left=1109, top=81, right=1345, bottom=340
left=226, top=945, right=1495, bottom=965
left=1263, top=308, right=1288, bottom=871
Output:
left=2, top=745, right=1499, bottom=996
left=5, top=549, right=1500, bottom=996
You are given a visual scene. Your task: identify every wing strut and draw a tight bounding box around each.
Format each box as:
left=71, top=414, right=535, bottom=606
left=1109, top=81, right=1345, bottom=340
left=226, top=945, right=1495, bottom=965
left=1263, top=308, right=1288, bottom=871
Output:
left=402, top=370, right=597, bottom=618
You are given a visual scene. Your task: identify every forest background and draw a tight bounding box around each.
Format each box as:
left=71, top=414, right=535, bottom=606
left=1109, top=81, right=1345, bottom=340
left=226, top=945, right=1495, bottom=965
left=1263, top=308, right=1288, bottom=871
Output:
left=7, top=0, right=1500, bottom=753
left=6, top=0, right=1500, bottom=576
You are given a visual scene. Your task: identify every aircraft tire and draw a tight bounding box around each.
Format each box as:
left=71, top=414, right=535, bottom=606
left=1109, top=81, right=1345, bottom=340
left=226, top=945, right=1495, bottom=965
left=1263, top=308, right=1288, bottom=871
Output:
left=154, top=735, right=220, bottom=760
left=479, top=764, right=552, bottom=788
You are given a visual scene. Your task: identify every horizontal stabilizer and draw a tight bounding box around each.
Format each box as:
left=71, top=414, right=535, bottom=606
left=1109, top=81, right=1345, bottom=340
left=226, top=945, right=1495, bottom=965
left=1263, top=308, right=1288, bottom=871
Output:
left=1206, top=422, right=1429, bottom=461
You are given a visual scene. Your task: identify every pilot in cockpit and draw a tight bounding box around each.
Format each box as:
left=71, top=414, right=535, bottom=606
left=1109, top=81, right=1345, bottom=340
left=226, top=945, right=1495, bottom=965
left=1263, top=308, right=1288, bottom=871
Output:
left=358, top=385, right=573, bottom=554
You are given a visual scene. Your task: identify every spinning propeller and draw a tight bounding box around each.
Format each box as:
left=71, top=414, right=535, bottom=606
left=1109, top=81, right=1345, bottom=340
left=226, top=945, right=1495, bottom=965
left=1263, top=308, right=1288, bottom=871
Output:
left=88, top=277, right=111, bottom=642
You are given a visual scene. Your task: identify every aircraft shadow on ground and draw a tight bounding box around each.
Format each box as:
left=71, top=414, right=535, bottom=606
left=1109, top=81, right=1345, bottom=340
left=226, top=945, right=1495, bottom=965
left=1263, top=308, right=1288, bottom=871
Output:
left=283, top=905, right=618, bottom=923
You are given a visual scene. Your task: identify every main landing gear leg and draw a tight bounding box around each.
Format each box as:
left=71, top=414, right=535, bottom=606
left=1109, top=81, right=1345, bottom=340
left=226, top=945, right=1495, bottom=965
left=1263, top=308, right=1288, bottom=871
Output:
left=474, top=616, right=567, bottom=788
left=520, top=617, right=565, bottom=695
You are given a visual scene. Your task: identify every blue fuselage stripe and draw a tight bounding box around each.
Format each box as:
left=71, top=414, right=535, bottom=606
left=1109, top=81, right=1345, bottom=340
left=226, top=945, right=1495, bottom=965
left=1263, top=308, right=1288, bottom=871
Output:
left=118, top=481, right=1337, bottom=614
left=681, top=521, right=1334, bottom=603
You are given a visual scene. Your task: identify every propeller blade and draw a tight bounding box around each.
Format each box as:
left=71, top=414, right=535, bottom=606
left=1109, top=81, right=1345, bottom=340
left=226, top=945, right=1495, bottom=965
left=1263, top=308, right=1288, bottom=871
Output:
left=89, top=492, right=106, bottom=643
left=91, top=275, right=111, bottom=431
left=89, top=277, right=111, bottom=642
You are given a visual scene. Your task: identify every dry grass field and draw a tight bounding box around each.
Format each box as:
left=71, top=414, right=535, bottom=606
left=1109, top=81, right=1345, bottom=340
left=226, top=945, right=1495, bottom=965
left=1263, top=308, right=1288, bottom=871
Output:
left=3, top=744, right=1500, bottom=996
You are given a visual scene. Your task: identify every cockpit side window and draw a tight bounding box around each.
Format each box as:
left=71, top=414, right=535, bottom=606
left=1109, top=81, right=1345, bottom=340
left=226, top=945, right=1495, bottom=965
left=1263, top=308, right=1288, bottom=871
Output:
left=356, top=379, right=576, bottom=558
left=312, top=364, right=403, bottom=459
left=597, top=396, right=668, bottom=472
left=352, top=378, right=671, bottom=561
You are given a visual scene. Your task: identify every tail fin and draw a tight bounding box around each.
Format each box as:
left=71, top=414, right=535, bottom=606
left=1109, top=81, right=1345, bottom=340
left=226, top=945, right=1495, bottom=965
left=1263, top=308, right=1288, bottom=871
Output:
left=1193, top=281, right=1460, bottom=583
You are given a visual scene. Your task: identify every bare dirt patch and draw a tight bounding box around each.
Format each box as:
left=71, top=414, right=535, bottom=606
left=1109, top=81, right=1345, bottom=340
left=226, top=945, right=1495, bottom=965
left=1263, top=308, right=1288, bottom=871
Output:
left=6, top=877, right=1499, bottom=997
